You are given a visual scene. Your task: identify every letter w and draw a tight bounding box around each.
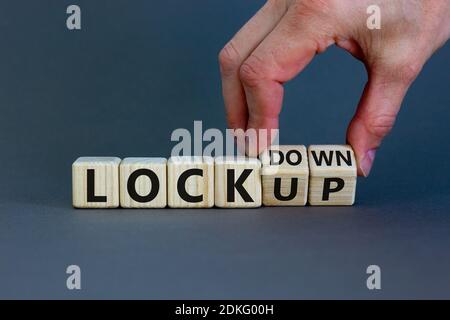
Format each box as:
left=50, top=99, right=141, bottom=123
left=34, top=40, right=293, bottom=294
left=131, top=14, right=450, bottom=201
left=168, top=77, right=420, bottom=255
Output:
left=311, top=150, right=333, bottom=166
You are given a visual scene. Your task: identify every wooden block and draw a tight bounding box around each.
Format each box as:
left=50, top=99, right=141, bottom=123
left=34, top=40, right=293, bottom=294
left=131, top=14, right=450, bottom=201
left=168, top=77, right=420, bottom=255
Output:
left=260, top=145, right=309, bottom=206
left=307, top=145, right=357, bottom=206
left=215, top=156, right=262, bottom=208
left=119, top=158, right=167, bottom=208
left=72, top=157, right=121, bottom=208
left=167, top=156, right=214, bottom=208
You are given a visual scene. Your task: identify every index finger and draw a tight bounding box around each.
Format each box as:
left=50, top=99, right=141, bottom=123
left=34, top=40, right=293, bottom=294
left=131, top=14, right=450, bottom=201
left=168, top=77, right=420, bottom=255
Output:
left=219, top=0, right=288, bottom=130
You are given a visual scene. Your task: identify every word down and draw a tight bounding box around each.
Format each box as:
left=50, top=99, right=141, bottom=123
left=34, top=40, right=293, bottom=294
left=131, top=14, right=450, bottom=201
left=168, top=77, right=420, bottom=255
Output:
left=72, top=145, right=357, bottom=208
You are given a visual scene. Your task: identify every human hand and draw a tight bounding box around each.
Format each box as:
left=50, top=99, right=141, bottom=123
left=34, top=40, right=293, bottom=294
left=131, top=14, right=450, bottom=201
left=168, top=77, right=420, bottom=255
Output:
left=219, top=0, right=450, bottom=176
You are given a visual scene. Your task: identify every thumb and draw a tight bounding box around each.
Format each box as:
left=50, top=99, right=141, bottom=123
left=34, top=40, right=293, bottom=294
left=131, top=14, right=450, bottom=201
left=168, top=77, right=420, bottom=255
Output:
left=346, top=64, right=420, bottom=177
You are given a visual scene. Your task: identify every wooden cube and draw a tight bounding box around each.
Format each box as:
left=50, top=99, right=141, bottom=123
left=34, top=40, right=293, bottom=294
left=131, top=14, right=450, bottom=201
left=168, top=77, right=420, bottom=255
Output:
left=215, top=156, right=261, bottom=208
left=119, top=158, right=167, bottom=208
left=260, top=145, right=309, bottom=206
left=307, top=145, right=357, bottom=206
left=167, top=156, right=214, bottom=208
left=72, top=157, right=121, bottom=208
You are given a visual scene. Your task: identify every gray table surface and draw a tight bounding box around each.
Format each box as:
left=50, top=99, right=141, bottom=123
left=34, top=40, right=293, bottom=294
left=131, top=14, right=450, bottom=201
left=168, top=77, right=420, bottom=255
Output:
left=0, top=0, right=449, bottom=299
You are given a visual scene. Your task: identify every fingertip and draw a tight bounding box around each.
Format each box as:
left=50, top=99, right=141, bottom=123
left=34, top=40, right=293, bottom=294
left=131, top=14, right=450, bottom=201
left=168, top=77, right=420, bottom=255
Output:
left=244, top=116, right=279, bottom=157
left=357, top=148, right=377, bottom=177
left=346, top=118, right=375, bottom=177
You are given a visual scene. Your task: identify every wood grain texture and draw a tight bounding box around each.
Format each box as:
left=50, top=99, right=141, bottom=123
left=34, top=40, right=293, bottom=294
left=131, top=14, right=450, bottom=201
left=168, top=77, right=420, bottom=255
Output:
left=215, top=156, right=262, bottom=208
left=72, top=157, right=121, bottom=208
left=167, top=156, right=214, bottom=208
left=260, top=145, right=309, bottom=206
left=307, top=145, right=357, bottom=206
left=119, top=158, right=167, bottom=208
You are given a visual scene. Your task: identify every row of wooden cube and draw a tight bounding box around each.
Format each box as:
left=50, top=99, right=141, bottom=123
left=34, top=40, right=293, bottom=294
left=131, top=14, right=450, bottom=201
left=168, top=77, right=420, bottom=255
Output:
left=72, top=145, right=357, bottom=208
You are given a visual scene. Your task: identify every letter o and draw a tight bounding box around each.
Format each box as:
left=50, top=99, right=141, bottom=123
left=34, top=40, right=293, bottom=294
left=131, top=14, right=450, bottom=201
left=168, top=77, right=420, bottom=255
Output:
left=127, top=169, right=160, bottom=203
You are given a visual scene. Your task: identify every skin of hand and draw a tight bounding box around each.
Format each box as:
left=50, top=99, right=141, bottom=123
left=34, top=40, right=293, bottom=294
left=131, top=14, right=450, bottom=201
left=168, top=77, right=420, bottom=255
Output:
left=219, top=0, right=450, bottom=176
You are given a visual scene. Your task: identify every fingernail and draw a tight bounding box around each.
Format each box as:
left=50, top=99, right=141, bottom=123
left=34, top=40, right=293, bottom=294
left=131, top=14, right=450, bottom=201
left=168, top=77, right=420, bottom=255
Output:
left=360, top=149, right=377, bottom=177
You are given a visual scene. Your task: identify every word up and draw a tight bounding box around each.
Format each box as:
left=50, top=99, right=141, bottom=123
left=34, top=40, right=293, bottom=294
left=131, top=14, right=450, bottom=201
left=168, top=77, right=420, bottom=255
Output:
left=72, top=145, right=357, bottom=208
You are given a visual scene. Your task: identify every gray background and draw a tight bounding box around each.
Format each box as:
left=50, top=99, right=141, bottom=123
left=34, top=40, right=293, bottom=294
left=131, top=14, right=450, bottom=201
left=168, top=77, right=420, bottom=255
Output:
left=0, top=0, right=449, bottom=299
